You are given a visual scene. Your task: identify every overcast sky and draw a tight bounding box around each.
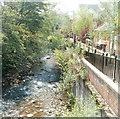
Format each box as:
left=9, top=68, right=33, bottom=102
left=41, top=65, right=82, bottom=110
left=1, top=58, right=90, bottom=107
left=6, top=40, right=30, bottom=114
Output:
left=49, top=0, right=110, bottom=13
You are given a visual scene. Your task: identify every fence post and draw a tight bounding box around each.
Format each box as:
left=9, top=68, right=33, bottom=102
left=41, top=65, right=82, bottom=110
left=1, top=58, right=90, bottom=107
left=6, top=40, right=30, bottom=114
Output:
left=73, top=34, right=76, bottom=47
left=94, top=49, right=96, bottom=54
left=87, top=46, right=90, bottom=56
left=102, top=53, right=104, bottom=72
left=105, top=53, right=108, bottom=66
left=113, top=55, right=117, bottom=82
left=94, top=49, right=96, bottom=63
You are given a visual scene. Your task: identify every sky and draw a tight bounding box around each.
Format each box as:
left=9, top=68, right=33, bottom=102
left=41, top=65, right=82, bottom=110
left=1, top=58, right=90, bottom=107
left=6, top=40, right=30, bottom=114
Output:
left=49, top=0, right=109, bottom=13
left=0, top=0, right=110, bottom=12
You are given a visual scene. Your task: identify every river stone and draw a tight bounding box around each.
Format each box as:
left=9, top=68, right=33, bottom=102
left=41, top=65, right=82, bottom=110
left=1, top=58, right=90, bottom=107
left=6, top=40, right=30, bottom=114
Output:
left=19, top=115, right=25, bottom=117
left=50, top=114, right=55, bottom=117
left=27, top=114, right=33, bottom=117
left=30, top=100, right=36, bottom=103
left=46, top=56, right=51, bottom=59
left=39, top=109, right=43, bottom=111
left=49, top=111, right=52, bottom=113
left=37, top=82, right=43, bottom=86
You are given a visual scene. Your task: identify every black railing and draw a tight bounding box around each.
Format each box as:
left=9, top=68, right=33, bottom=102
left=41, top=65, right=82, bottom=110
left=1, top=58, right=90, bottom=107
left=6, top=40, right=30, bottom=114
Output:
left=85, top=51, right=120, bottom=83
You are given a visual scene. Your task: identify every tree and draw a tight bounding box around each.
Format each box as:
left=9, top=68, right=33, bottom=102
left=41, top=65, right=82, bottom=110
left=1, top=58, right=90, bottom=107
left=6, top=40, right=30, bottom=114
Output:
left=2, top=2, right=52, bottom=75
left=96, top=0, right=119, bottom=54
left=73, top=8, right=94, bottom=37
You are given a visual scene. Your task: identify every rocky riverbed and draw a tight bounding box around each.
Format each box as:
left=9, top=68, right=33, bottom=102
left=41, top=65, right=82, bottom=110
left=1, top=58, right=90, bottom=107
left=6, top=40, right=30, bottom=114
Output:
left=4, top=82, right=68, bottom=117
left=2, top=55, right=68, bottom=117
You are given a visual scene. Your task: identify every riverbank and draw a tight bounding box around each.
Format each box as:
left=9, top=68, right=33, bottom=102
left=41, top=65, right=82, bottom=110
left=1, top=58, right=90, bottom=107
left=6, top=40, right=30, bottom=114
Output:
left=2, top=59, right=41, bottom=91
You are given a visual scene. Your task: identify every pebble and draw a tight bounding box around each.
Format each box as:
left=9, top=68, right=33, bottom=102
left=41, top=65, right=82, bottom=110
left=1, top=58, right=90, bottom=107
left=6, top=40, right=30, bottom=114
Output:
left=37, top=82, right=43, bottom=86
left=19, top=115, right=24, bottom=117
left=50, top=114, right=55, bottom=117
left=49, top=111, right=52, bottom=113
left=30, top=100, right=36, bottom=103
left=39, top=109, right=43, bottom=111
left=27, top=114, right=33, bottom=117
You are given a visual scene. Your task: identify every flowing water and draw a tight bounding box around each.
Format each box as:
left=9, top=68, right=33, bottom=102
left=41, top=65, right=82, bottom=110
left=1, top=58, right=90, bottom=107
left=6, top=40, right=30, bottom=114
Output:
left=2, top=54, right=67, bottom=117
left=1, top=54, right=106, bottom=117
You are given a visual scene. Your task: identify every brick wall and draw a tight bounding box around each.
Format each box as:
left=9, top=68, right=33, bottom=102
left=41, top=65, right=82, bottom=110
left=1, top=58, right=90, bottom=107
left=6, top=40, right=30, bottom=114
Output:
left=86, top=51, right=120, bottom=83
left=82, top=58, right=120, bottom=117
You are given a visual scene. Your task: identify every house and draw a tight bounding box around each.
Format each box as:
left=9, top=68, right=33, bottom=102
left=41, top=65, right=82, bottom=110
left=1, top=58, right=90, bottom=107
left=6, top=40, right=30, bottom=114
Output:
left=94, top=22, right=112, bottom=52
left=79, top=4, right=99, bottom=11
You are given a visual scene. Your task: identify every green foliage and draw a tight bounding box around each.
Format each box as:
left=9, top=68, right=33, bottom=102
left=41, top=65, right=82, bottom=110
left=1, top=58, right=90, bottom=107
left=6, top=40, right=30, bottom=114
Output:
left=48, top=33, right=66, bottom=50
left=59, top=14, right=72, bottom=33
left=96, top=1, right=119, bottom=37
left=54, top=46, right=85, bottom=92
left=61, top=21, right=72, bottom=33
left=68, top=92, right=75, bottom=107
left=73, top=8, right=94, bottom=35
left=2, top=2, right=62, bottom=75
left=17, top=2, right=47, bottom=34
left=65, top=96, right=101, bottom=117
left=80, top=66, right=86, bottom=80
left=54, top=45, right=97, bottom=117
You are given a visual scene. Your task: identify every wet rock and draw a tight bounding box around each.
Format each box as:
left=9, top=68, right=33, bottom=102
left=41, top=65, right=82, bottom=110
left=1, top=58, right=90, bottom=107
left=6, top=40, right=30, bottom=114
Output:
left=39, top=109, right=43, bottom=111
left=46, top=56, right=51, bottom=59
left=50, top=114, right=55, bottom=117
left=19, top=115, right=24, bottom=117
left=30, top=100, right=36, bottom=104
left=52, top=88, right=57, bottom=92
left=48, top=81, right=52, bottom=83
left=39, top=61, right=43, bottom=63
left=28, top=71, right=34, bottom=76
left=49, top=111, right=52, bottom=113
left=35, top=105, right=40, bottom=108
left=59, top=98, right=63, bottom=101
left=37, top=82, right=43, bottom=86
left=27, top=114, right=33, bottom=117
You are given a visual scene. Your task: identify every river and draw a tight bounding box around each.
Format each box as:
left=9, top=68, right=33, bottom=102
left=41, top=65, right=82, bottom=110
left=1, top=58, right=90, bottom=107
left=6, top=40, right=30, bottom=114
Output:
left=2, top=54, right=68, bottom=117
left=1, top=54, right=106, bottom=117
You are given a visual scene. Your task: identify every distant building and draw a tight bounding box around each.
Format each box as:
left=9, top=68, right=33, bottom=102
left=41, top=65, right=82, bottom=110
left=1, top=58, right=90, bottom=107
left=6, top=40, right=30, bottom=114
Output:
left=79, top=4, right=99, bottom=11
left=94, top=23, right=111, bottom=52
left=116, top=35, right=120, bottom=58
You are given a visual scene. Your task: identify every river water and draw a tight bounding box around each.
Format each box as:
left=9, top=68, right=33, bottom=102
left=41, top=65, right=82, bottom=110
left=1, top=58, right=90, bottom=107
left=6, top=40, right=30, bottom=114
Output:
left=1, top=54, right=106, bottom=117
left=2, top=54, right=67, bottom=117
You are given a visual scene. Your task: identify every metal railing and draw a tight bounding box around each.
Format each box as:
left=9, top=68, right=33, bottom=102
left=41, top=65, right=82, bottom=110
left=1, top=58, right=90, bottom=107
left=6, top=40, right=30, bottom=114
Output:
left=85, top=50, right=120, bottom=83
left=68, top=38, right=120, bottom=83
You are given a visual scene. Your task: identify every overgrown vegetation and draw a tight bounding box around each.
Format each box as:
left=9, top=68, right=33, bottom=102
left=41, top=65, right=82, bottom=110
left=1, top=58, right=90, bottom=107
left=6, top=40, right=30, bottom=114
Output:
left=65, top=97, right=101, bottom=117
left=54, top=45, right=85, bottom=91
left=54, top=47, right=82, bottom=90
left=2, top=2, right=48, bottom=76
left=2, top=2, right=67, bottom=80
left=54, top=44, right=101, bottom=117
left=54, top=44, right=84, bottom=112
left=47, top=33, right=67, bottom=50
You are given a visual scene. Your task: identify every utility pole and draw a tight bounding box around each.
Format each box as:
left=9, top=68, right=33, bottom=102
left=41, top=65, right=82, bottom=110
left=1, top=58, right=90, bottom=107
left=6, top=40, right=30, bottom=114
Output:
left=71, top=11, right=75, bottom=31
left=71, top=11, right=75, bottom=43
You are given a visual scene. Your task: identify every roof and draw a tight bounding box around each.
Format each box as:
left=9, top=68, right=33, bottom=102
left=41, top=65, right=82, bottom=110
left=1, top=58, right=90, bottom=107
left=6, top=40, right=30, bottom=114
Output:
left=95, top=22, right=114, bottom=31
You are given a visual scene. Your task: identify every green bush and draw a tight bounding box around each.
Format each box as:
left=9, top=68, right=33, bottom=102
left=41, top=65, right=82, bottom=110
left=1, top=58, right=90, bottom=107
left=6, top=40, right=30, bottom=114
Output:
left=65, top=96, right=100, bottom=117
left=48, top=33, right=67, bottom=50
